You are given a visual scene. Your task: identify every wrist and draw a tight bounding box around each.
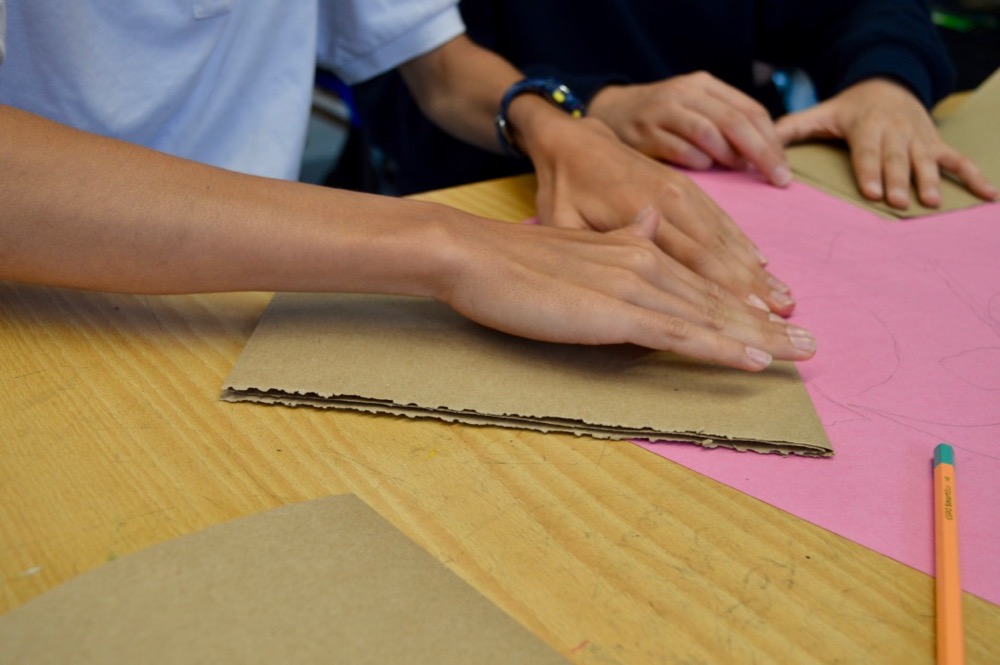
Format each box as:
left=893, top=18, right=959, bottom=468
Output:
left=495, top=78, right=586, bottom=158
left=585, top=84, right=626, bottom=122
left=262, top=190, right=471, bottom=301
left=512, top=101, right=617, bottom=171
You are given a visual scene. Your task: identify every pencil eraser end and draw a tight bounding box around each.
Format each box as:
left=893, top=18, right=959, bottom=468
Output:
left=934, top=443, right=955, bottom=467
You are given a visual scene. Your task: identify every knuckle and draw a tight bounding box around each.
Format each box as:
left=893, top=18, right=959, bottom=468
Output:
left=854, top=146, right=880, bottom=165
left=686, top=247, right=721, bottom=276
left=669, top=144, right=710, bottom=169
left=710, top=231, right=735, bottom=256
left=747, top=103, right=771, bottom=124
left=618, top=242, right=660, bottom=274
left=661, top=316, right=695, bottom=342
left=698, top=296, right=729, bottom=332
left=885, top=150, right=909, bottom=168
left=716, top=108, right=746, bottom=132
left=602, top=255, right=654, bottom=299
left=653, top=179, right=688, bottom=204
left=703, top=279, right=728, bottom=305
left=692, top=120, right=722, bottom=146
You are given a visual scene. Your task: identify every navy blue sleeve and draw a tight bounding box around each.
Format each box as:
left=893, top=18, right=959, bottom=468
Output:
left=757, top=0, right=955, bottom=108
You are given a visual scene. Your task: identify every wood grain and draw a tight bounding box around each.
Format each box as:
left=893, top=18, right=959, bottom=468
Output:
left=1, top=175, right=997, bottom=663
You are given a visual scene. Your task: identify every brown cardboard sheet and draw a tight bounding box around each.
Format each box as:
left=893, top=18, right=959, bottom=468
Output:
left=787, top=67, right=1000, bottom=219
left=221, top=293, right=831, bottom=457
left=0, top=494, right=567, bottom=665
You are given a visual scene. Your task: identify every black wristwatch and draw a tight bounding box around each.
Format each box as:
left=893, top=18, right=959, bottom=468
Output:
left=495, top=78, right=587, bottom=158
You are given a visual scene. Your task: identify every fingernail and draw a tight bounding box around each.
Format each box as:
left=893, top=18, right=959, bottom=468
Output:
left=889, top=187, right=909, bottom=207
left=866, top=181, right=883, bottom=198
left=771, top=290, right=795, bottom=309
left=767, top=276, right=791, bottom=294
left=746, top=346, right=773, bottom=368
left=747, top=293, right=769, bottom=312
left=773, top=166, right=792, bottom=187
left=754, top=247, right=769, bottom=266
left=786, top=325, right=816, bottom=354
left=768, top=313, right=785, bottom=323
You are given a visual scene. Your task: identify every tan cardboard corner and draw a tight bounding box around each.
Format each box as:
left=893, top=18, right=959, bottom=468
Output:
left=0, top=494, right=568, bottom=665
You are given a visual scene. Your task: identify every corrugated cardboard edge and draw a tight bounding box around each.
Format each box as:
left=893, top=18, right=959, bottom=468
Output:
left=219, top=387, right=833, bottom=457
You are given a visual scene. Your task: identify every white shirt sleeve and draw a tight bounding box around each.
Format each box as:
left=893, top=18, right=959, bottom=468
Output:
left=317, top=0, right=464, bottom=85
left=0, top=0, right=7, bottom=65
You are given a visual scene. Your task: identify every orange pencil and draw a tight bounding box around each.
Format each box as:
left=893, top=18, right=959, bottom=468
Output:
left=933, top=443, right=964, bottom=664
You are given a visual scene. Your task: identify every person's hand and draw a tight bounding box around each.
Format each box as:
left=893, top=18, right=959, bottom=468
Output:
left=509, top=107, right=797, bottom=317
left=437, top=207, right=816, bottom=372
left=776, top=78, right=998, bottom=209
left=588, top=71, right=792, bottom=187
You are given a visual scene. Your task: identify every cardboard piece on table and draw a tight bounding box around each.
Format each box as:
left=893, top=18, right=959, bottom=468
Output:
left=221, top=293, right=831, bottom=457
left=0, top=494, right=567, bottom=665
left=787, top=67, right=1000, bottom=219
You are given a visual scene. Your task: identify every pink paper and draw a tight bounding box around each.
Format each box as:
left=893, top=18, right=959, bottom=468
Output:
left=635, top=171, right=1000, bottom=605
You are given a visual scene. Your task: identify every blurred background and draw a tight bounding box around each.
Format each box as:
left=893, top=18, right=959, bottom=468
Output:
left=299, top=2, right=1000, bottom=189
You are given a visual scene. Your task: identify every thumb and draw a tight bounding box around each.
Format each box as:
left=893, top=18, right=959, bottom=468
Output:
left=775, top=104, right=837, bottom=145
left=614, top=205, right=660, bottom=240
left=534, top=191, right=591, bottom=231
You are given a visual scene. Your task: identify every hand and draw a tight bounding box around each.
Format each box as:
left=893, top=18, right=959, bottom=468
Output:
left=438, top=208, right=816, bottom=372
left=0, top=105, right=815, bottom=372
left=588, top=71, right=792, bottom=187
left=776, top=78, right=998, bottom=209
left=510, top=108, right=797, bottom=317
left=402, top=38, right=796, bottom=315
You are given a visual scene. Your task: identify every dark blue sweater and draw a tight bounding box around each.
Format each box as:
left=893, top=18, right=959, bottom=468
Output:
left=351, top=0, right=955, bottom=194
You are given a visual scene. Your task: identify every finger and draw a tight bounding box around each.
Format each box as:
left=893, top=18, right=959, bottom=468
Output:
left=938, top=149, right=999, bottom=202
left=848, top=121, right=886, bottom=202
left=474, top=241, right=803, bottom=368
left=569, top=251, right=814, bottom=367
left=615, top=206, right=794, bottom=318
left=617, top=204, right=662, bottom=239
left=645, top=123, right=716, bottom=170
left=649, top=209, right=796, bottom=316
left=645, top=176, right=758, bottom=269
left=604, top=300, right=776, bottom=371
left=605, top=280, right=815, bottom=367
left=910, top=141, right=942, bottom=208
left=880, top=128, right=913, bottom=209
left=701, top=88, right=791, bottom=187
left=689, top=179, right=776, bottom=269
left=670, top=102, right=745, bottom=169
left=775, top=105, right=838, bottom=145
left=613, top=207, right=759, bottom=313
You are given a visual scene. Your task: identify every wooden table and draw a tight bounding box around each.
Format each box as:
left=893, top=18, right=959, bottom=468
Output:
left=2, top=175, right=998, bottom=663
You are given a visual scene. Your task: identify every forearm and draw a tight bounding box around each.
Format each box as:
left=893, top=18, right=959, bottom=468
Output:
left=0, top=110, right=818, bottom=367
left=399, top=35, right=517, bottom=153
left=0, top=106, right=462, bottom=297
left=400, top=34, right=599, bottom=172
